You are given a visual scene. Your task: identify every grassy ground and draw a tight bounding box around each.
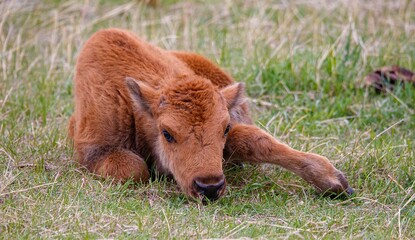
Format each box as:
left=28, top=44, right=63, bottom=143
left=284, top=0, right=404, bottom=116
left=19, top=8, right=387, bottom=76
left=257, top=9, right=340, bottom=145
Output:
left=1, top=0, right=414, bottom=238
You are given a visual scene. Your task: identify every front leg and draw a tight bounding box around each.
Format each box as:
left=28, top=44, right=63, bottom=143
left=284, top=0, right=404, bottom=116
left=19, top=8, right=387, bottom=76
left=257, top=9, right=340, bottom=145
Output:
left=225, top=124, right=354, bottom=195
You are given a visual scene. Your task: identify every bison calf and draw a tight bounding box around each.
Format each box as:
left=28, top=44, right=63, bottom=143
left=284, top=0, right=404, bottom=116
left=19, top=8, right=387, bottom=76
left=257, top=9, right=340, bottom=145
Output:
left=69, top=28, right=353, bottom=201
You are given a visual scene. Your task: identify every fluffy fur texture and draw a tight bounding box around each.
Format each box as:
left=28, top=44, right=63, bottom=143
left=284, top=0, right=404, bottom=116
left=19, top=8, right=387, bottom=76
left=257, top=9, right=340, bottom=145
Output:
left=69, top=28, right=353, bottom=200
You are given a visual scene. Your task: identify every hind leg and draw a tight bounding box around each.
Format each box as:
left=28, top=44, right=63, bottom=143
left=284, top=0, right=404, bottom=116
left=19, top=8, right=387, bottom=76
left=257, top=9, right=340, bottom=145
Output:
left=95, top=150, right=150, bottom=183
left=79, top=147, right=150, bottom=183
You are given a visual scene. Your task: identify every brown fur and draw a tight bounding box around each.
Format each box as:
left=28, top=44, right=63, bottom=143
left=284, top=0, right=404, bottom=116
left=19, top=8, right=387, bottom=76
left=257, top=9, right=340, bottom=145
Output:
left=69, top=28, right=353, bottom=200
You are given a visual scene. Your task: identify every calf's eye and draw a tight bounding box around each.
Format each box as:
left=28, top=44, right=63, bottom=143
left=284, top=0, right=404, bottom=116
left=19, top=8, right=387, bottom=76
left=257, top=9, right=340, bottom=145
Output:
left=162, top=129, right=175, bottom=143
left=224, top=124, right=231, bottom=136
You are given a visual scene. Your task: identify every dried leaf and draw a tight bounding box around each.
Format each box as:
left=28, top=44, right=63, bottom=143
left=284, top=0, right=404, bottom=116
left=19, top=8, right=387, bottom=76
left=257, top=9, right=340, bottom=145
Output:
left=364, top=66, right=415, bottom=93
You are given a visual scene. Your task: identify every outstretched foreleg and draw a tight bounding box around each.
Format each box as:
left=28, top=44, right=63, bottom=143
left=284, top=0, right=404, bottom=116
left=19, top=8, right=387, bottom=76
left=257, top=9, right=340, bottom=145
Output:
left=225, top=124, right=354, bottom=195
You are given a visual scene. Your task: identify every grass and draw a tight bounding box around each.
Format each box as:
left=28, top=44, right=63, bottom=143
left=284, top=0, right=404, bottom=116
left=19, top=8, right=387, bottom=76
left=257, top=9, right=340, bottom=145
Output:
left=1, top=0, right=414, bottom=238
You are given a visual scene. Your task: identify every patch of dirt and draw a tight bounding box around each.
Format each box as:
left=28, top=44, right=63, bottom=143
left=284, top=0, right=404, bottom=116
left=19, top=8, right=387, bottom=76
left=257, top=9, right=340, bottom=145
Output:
left=365, top=66, right=415, bottom=93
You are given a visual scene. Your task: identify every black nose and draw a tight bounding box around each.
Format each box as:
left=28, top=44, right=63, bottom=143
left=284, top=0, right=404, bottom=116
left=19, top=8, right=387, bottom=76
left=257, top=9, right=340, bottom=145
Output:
left=193, top=176, right=225, bottom=201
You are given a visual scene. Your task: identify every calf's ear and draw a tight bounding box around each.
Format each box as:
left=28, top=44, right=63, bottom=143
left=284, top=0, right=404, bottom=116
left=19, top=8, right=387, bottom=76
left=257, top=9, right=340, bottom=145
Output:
left=125, top=77, right=158, bottom=116
left=220, top=82, right=246, bottom=110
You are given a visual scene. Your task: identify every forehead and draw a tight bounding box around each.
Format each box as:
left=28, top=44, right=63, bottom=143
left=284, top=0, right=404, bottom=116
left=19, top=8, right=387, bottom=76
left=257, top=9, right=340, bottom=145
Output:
left=159, top=77, right=228, bottom=124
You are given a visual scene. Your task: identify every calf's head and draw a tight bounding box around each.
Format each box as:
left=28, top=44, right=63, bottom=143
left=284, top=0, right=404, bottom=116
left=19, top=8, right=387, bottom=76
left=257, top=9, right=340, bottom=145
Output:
left=126, top=76, right=244, bottom=201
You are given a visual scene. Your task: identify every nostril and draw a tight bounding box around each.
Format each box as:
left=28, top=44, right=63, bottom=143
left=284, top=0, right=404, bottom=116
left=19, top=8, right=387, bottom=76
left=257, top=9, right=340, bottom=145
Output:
left=193, top=176, right=226, bottom=201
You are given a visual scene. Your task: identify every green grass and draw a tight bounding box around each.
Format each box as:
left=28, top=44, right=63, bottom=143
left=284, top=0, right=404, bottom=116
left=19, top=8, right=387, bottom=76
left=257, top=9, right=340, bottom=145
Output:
left=1, top=0, right=414, bottom=238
